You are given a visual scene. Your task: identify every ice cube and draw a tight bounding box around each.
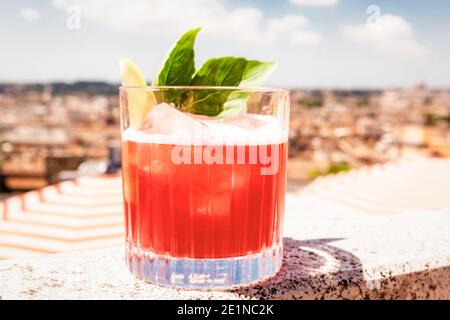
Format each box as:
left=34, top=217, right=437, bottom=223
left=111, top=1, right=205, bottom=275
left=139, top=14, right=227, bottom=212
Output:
left=223, top=114, right=284, bottom=144
left=140, top=103, right=209, bottom=137
left=225, top=114, right=283, bottom=137
left=137, top=105, right=284, bottom=146
left=224, top=115, right=268, bottom=130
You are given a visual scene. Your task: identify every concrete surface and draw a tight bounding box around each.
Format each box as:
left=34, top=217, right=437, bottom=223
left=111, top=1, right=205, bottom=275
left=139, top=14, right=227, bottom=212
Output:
left=1, top=191, right=449, bottom=299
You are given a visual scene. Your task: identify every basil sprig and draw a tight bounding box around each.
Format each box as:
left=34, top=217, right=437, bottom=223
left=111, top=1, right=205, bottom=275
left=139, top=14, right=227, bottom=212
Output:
left=153, top=28, right=276, bottom=117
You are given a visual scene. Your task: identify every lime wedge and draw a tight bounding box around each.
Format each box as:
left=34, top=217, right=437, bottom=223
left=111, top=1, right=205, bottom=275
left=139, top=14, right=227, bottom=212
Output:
left=119, top=58, right=155, bottom=128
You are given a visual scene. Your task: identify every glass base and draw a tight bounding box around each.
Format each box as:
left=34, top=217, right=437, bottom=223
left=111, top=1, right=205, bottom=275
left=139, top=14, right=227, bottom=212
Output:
left=125, top=242, right=283, bottom=289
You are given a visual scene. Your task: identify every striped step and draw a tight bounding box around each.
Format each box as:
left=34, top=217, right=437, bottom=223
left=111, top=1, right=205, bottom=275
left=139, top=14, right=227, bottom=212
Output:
left=0, top=175, right=124, bottom=259
left=302, top=158, right=450, bottom=215
left=5, top=210, right=123, bottom=229
left=0, top=222, right=123, bottom=242
left=0, top=246, right=45, bottom=260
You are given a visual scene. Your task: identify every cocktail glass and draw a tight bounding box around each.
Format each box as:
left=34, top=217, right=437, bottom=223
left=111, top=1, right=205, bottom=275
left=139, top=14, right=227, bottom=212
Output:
left=120, top=86, right=289, bottom=289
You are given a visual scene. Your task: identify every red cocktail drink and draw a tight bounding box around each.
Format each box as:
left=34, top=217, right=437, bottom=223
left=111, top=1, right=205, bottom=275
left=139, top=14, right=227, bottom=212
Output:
left=122, top=139, right=287, bottom=259
left=120, top=87, right=289, bottom=288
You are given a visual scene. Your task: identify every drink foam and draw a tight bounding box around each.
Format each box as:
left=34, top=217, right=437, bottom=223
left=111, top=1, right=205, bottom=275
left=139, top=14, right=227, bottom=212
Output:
left=122, top=114, right=287, bottom=146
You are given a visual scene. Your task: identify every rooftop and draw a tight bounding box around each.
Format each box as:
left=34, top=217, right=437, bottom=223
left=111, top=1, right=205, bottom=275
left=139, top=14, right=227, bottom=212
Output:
left=0, top=158, right=449, bottom=299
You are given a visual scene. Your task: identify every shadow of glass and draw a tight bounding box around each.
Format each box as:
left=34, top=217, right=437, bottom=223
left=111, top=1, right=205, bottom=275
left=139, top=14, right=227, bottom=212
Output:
left=231, top=237, right=366, bottom=299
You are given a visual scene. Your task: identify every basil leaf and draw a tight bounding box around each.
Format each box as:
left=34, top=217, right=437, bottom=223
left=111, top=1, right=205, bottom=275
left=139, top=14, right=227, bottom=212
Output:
left=218, top=91, right=249, bottom=118
left=153, top=28, right=200, bottom=105
left=188, top=57, right=247, bottom=116
left=216, top=60, right=276, bottom=118
left=240, top=60, right=277, bottom=86
left=151, top=27, right=277, bottom=117
left=191, top=57, right=247, bottom=86
left=153, top=28, right=200, bottom=86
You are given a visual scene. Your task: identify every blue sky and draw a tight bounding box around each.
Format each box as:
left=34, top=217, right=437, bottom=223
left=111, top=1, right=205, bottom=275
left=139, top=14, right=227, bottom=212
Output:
left=1, top=0, right=450, bottom=88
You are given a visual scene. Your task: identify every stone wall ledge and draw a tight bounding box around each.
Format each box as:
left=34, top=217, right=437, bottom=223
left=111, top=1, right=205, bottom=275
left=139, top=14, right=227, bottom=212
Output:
left=1, top=192, right=450, bottom=299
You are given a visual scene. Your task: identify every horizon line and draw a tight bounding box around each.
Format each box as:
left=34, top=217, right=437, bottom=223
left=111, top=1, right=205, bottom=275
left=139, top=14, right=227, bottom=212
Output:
left=0, top=80, right=449, bottom=92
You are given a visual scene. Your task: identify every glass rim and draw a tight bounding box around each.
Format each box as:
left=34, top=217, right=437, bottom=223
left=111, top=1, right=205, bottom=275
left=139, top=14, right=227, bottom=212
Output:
left=119, top=85, right=288, bottom=93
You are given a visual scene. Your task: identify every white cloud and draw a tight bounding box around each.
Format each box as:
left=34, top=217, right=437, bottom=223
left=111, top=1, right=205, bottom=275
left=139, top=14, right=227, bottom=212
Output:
left=19, top=8, right=41, bottom=21
left=341, top=14, right=426, bottom=57
left=267, top=15, right=321, bottom=45
left=291, top=30, right=322, bottom=45
left=51, top=0, right=320, bottom=46
left=267, top=14, right=309, bottom=36
left=290, top=0, right=338, bottom=7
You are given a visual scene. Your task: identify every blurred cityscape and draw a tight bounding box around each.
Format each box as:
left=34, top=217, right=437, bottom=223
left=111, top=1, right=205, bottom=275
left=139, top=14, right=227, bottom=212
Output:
left=0, top=82, right=449, bottom=196
left=288, top=84, right=450, bottom=180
